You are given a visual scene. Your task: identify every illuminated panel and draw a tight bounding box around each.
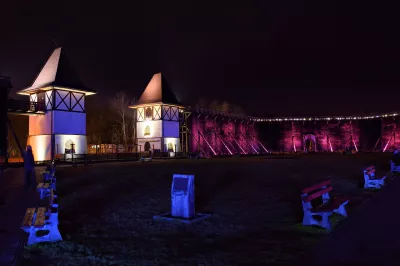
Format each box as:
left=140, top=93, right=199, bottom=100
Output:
left=153, top=105, right=162, bottom=120
left=53, top=111, right=86, bottom=134
left=29, top=112, right=52, bottom=135
left=45, top=91, right=53, bottom=110
left=164, top=137, right=180, bottom=152
left=54, top=134, right=87, bottom=155
left=162, top=106, right=179, bottom=121
left=163, top=121, right=179, bottom=138
left=30, top=93, right=38, bottom=103
left=137, top=107, right=145, bottom=122
left=55, top=90, right=69, bottom=110
left=27, top=135, right=51, bottom=161
left=71, top=92, right=85, bottom=112
left=137, top=120, right=162, bottom=138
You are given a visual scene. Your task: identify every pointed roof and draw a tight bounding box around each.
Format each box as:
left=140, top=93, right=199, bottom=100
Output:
left=17, top=47, right=96, bottom=95
left=135, top=73, right=181, bottom=106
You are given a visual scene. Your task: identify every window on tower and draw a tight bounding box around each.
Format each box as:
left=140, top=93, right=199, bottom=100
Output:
left=167, top=143, right=174, bottom=152
left=144, top=125, right=151, bottom=136
left=145, top=107, right=152, bottom=119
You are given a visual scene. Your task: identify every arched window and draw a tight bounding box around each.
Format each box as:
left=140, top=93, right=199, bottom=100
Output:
left=167, top=143, right=174, bottom=152
left=144, top=142, right=151, bottom=151
left=65, top=139, right=75, bottom=154
left=145, top=107, right=152, bottom=119
left=144, top=125, right=150, bottom=136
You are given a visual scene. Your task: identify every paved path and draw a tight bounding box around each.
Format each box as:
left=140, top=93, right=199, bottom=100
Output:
left=304, top=175, right=400, bottom=266
left=0, top=167, right=42, bottom=266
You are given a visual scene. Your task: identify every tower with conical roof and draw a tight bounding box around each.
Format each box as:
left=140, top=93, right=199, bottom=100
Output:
left=17, top=48, right=96, bottom=161
left=129, top=73, right=184, bottom=155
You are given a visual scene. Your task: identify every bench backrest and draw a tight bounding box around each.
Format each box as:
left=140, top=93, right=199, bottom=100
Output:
left=364, top=166, right=376, bottom=177
left=47, top=189, right=54, bottom=215
left=365, top=165, right=375, bottom=171
left=302, top=180, right=332, bottom=202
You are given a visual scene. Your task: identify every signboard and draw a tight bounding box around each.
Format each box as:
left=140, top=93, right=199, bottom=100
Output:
left=171, top=174, right=195, bottom=218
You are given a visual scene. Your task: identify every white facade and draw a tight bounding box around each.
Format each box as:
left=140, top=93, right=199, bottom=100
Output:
left=27, top=89, right=87, bottom=161
left=135, top=105, right=181, bottom=152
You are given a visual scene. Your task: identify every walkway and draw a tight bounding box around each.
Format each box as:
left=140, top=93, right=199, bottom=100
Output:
left=0, top=167, right=42, bottom=266
left=304, top=174, right=400, bottom=266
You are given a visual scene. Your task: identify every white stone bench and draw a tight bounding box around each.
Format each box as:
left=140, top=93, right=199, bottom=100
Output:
left=140, top=157, right=152, bottom=163
left=36, top=182, right=55, bottom=200
left=364, top=165, right=386, bottom=189
left=20, top=189, right=62, bottom=245
left=390, top=160, right=400, bottom=173
left=301, top=180, right=349, bottom=230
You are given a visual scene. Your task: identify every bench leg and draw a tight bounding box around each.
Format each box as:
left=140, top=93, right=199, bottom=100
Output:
left=27, top=222, right=62, bottom=245
left=320, top=213, right=332, bottom=230
left=302, top=211, right=320, bottom=227
left=334, top=204, right=348, bottom=217
left=365, top=180, right=382, bottom=189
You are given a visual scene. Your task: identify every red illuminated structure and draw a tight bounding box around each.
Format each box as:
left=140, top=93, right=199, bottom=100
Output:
left=255, top=113, right=400, bottom=153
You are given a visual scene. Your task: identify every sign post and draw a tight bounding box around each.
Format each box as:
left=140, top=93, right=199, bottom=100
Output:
left=171, top=174, right=195, bottom=219
left=153, top=174, right=211, bottom=224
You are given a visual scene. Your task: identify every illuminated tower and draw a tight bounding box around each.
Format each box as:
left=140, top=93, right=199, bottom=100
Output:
left=129, top=73, right=184, bottom=154
left=17, top=48, right=96, bottom=161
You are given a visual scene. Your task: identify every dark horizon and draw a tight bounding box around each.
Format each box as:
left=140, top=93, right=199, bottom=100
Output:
left=1, top=1, right=399, bottom=117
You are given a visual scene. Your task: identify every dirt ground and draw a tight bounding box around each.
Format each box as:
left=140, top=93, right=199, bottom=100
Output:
left=22, top=153, right=393, bottom=265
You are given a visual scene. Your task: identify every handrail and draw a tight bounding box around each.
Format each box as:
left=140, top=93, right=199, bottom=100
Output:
left=8, top=99, right=45, bottom=113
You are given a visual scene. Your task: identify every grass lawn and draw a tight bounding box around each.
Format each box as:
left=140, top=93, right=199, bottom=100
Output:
left=22, top=153, right=393, bottom=265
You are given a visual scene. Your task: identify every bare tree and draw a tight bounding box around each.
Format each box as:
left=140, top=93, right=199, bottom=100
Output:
left=111, top=124, right=121, bottom=148
left=195, top=98, right=208, bottom=110
left=111, top=92, right=130, bottom=151
left=209, top=100, right=220, bottom=111
left=127, top=97, right=137, bottom=152
left=221, top=101, right=231, bottom=114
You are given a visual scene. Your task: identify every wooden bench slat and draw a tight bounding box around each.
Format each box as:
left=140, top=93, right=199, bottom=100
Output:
left=302, top=180, right=331, bottom=194
left=21, top=208, right=36, bottom=228
left=303, top=186, right=332, bottom=202
left=49, top=189, right=54, bottom=209
left=311, top=197, right=348, bottom=213
left=34, top=207, right=46, bottom=228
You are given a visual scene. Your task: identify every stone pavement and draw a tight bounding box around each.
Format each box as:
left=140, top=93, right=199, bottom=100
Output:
left=303, top=174, right=400, bottom=266
left=0, top=167, right=42, bottom=266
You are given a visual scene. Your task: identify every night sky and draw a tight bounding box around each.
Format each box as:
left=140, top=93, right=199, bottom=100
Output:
left=1, top=1, right=399, bottom=117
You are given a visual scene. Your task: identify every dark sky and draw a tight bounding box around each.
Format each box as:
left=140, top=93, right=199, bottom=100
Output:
left=1, top=1, right=399, bottom=117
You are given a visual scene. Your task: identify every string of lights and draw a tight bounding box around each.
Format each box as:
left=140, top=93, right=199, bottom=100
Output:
left=251, top=112, right=399, bottom=122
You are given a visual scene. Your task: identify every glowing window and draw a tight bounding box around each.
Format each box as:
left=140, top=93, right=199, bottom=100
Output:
left=144, top=125, right=150, bottom=136
left=65, top=139, right=75, bottom=154
left=145, top=107, right=152, bottom=119
left=167, top=143, right=174, bottom=152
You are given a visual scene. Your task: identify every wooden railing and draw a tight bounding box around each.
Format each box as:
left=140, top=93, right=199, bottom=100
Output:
left=8, top=100, right=45, bottom=113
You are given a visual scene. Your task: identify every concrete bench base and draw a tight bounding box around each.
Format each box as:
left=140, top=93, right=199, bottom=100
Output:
left=153, top=212, right=211, bottom=224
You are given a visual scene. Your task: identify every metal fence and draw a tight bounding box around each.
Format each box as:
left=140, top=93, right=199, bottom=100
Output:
left=56, top=152, right=197, bottom=163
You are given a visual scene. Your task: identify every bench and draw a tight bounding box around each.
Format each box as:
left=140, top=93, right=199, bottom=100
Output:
left=20, top=189, right=62, bottom=245
left=363, top=165, right=386, bottom=189
left=301, top=180, right=349, bottom=230
left=140, top=156, right=152, bottom=162
left=390, top=160, right=400, bottom=173
left=37, top=182, right=55, bottom=200
left=42, top=166, right=56, bottom=183
left=37, top=166, right=57, bottom=199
